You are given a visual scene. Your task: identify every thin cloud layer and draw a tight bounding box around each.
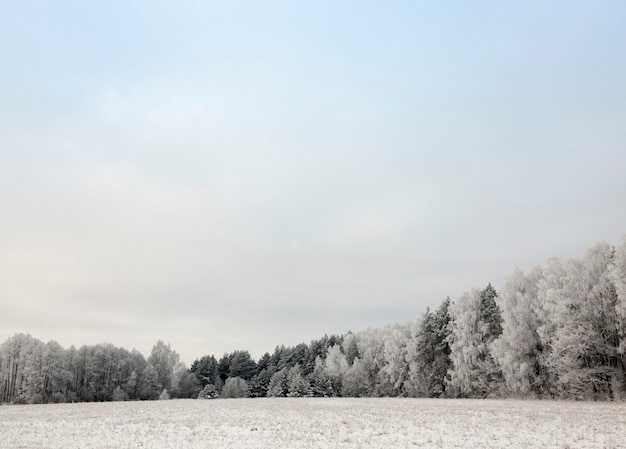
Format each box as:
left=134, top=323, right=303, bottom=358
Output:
left=1, top=1, right=625, bottom=363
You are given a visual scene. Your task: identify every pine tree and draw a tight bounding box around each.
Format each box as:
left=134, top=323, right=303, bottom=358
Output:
left=412, top=298, right=451, bottom=397
left=190, top=355, right=219, bottom=386
left=197, top=383, right=219, bottom=399
left=286, top=365, right=311, bottom=397
left=228, top=351, right=257, bottom=381
left=267, top=368, right=289, bottom=397
left=139, top=364, right=161, bottom=400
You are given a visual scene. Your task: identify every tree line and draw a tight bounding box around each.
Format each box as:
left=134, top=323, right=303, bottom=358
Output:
left=2, top=237, right=625, bottom=404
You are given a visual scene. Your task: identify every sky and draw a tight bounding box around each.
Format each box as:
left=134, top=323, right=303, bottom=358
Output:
left=1, top=1, right=625, bottom=364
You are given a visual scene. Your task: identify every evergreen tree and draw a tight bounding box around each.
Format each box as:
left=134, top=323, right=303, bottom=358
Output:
left=197, top=383, right=219, bottom=399
left=267, top=368, right=289, bottom=397
left=480, top=283, right=502, bottom=338
left=256, top=353, right=271, bottom=373
left=228, top=350, right=257, bottom=380
left=412, top=298, right=451, bottom=397
left=308, top=357, right=337, bottom=397
left=190, top=354, right=219, bottom=386
left=286, top=365, right=311, bottom=397
left=178, top=371, right=202, bottom=398
left=342, top=333, right=359, bottom=365
left=249, top=367, right=274, bottom=398
left=217, top=353, right=232, bottom=384
left=139, top=364, right=161, bottom=400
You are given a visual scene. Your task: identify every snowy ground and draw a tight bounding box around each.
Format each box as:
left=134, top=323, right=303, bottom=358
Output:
left=1, top=398, right=625, bottom=449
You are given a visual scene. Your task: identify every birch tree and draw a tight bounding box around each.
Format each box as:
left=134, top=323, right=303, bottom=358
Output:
left=491, top=267, right=547, bottom=397
left=447, top=286, right=503, bottom=397
left=539, top=243, right=622, bottom=399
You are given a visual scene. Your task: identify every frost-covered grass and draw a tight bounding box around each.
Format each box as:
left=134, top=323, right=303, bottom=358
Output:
left=1, top=398, right=625, bottom=448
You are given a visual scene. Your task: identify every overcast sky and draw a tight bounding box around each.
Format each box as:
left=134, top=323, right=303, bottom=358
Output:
left=1, top=1, right=625, bottom=364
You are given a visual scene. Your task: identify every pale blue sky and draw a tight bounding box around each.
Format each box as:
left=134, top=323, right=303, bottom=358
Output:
left=1, top=1, right=625, bottom=363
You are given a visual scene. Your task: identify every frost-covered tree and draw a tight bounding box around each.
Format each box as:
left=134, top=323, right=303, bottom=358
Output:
left=410, top=298, right=451, bottom=397
left=159, top=388, right=170, bottom=400
left=112, top=385, right=128, bottom=401
left=342, top=333, right=359, bottom=365
left=267, top=368, right=289, bottom=397
left=342, top=358, right=370, bottom=397
left=190, top=354, right=219, bottom=387
left=377, top=323, right=412, bottom=396
left=491, top=267, right=547, bottom=397
left=447, top=286, right=503, bottom=398
left=278, top=344, right=309, bottom=372
left=539, top=243, right=622, bottom=399
left=307, top=357, right=337, bottom=397
left=350, top=328, right=384, bottom=396
left=249, top=367, right=274, bottom=398
left=148, top=341, right=180, bottom=392
left=197, top=383, right=219, bottom=399
left=0, top=334, right=42, bottom=404
left=228, top=350, right=257, bottom=381
left=170, top=361, right=189, bottom=398
left=221, top=377, right=249, bottom=398
left=139, top=363, right=161, bottom=400
left=177, top=372, right=201, bottom=398
left=286, top=365, right=311, bottom=397
left=322, top=344, right=349, bottom=395
left=609, top=235, right=626, bottom=397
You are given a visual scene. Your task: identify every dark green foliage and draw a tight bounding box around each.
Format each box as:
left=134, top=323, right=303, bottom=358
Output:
left=217, top=353, right=231, bottom=384
left=308, top=369, right=337, bottom=397
left=266, top=368, right=289, bottom=397
left=249, top=367, right=274, bottom=398
left=302, top=339, right=326, bottom=375
left=415, top=297, right=451, bottom=397
left=480, top=283, right=502, bottom=339
left=228, top=350, right=257, bottom=380
left=139, top=364, right=161, bottom=400
left=190, top=354, right=218, bottom=386
left=2, top=238, right=624, bottom=403
left=256, top=353, right=271, bottom=373
left=178, top=371, right=202, bottom=398
left=276, top=344, right=307, bottom=371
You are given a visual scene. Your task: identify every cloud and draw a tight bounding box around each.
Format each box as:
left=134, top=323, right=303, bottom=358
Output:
left=1, top=1, right=625, bottom=364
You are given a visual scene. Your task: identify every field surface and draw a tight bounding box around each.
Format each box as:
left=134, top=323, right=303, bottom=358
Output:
left=1, top=398, right=625, bottom=449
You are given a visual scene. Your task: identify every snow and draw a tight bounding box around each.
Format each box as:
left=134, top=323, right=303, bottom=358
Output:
left=1, top=398, right=625, bottom=448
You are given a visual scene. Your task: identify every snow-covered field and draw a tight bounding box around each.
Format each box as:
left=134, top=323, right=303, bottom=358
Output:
left=1, top=398, right=625, bottom=449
